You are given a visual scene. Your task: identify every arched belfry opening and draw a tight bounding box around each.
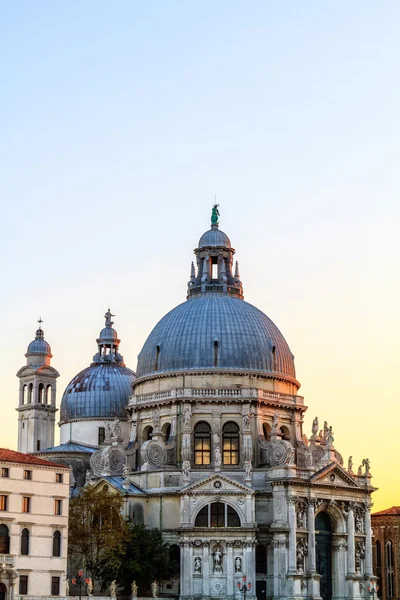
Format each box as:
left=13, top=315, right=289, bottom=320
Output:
left=315, top=511, right=333, bottom=600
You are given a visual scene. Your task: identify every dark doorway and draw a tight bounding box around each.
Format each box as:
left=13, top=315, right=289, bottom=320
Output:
left=315, top=512, right=332, bottom=600
left=256, top=580, right=267, bottom=600
left=0, top=583, right=6, bottom=600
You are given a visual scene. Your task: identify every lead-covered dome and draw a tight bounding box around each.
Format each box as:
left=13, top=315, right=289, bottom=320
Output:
left=198, top=227, right=231, bottom=248
left=136, top=295, right=296, bottom=381
left=26, top=326, right=52, bottom=356
left=60, top=363, right=135, bottom=422
left=60, top=310, right=135, bottom=423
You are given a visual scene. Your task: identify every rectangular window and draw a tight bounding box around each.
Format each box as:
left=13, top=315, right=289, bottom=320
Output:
left=1, top=468, right=9, bottom=478
left=210, top=502, right=225, bottom=527
left=19, top=575, right=28, bottom=595
left=51, top=576, right=60, bottom=596
left=54, top=499, right=62, bottom=515
left=0, top=495, right=8, bottom=511
left=98, top=427, right=105, bottom=445
left=22, top=496, right=31, bottom=513
left=55, top=473, right=63, bottom=483
left=24, top=470, right=32, bottom=480
left=36, top=440, right=41, bottom=451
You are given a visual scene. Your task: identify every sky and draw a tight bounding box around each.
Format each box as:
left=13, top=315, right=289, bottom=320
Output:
left=1, top=1, right=399, bottom=512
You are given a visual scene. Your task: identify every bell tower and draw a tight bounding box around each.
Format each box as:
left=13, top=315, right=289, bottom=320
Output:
left=16, top=319, right=60, bottom=453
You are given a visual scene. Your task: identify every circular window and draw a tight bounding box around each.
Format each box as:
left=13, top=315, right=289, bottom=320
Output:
left=213, top=480, right=222, bottom=489
left=330, top=473, right=335, bottom=482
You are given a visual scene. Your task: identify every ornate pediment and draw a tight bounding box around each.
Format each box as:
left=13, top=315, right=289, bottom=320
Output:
left=180, top=472, right=253, bottom=495
left=310, top=463, right=360, bottom=488
left=16, top=365, right=60, bottom=378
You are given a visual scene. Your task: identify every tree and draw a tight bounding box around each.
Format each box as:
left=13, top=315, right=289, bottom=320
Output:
left=101, top=523, right=179, bottom=594
left=68, top=485, right=129, bottom=583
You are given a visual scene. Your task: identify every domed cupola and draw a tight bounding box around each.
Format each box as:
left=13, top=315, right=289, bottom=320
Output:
left=135, top=207, right=298, bottom=387
left=26, top=319, right=52, bottom=366
left=188, top=204, right=242, bottom=299
left=60, top=310, right=136, bottom=423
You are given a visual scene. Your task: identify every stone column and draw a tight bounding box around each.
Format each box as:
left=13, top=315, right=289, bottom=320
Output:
left=246, top=541, right=255, bottom=593
left=180, top=542, right=189, bottom=597
left=227, top=542, right=234, bottom=596
left=364, top=506, right=373, bottom=576
left=203, top=542, right=210, bottom=597
left=188, top=542, right=194, bottom=596
left=307, top=500, right=316, bottom=573
left=347, top=503, right=356, bottom=575
left=288, top=496, right=297, bottom=574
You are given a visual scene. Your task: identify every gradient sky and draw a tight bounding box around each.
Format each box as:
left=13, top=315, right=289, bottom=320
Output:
left=1, top=1, right=399, bottom=512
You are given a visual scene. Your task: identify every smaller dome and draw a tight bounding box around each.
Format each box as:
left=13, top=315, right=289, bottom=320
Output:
left=198, top=227, right=231, bottom=249
left=26, top=328, right=51, bottom=356
left=98, top=327, right=118, bottom=341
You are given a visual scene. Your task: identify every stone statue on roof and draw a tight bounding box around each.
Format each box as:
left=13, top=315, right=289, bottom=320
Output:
left=211, top=204, right=220, bottom=225
left=104, top=308, right=115, bottom=327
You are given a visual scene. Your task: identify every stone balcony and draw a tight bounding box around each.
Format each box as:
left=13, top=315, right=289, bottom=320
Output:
left=0, top=554, right=15, bottom=566
left=128, top=387, right=304, bottom=408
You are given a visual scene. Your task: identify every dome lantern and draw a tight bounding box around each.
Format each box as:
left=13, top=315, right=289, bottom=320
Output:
left=187, top=204, right=243, bottom=299
left=93, top=308, right=124, bottom=365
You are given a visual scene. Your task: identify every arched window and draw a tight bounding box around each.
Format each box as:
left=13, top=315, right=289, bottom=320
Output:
left=262, top=423, right=271, bottom=441
left=27, top=383, right=33, bottom=404
left=194, top=422, right=211, bottom=465
left=169, top=544, right=180, bottom=577
left=22, top=384, right=27, bottom=405
left=376, top=540, right=382, bottom=597
left=21, top=528, right=29, bottom=555
left=280, top=426, right=290, bottom=441
left=162, top=423, right=171, bottom=443
left=0, top=524, right=10, bottom=554
left=195, top=502, right=241, bottom=527
left=142, top=426, right=153, bottom=441
left=45, top=385, right=52, bottom=405
left=256, top=544, right=267, bottom=574
left=386, top=540, right=394, bottom=598
left=222, top=422, right=239, bottom=465
left=38, top=383, right=44, bottom=404
left=52, top=530, right=61, bottom=557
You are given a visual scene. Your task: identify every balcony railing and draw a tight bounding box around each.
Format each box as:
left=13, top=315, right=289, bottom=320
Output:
left=0, top=554, right=15, bottom=565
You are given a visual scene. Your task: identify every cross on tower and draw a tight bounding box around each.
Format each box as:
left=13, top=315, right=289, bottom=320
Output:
left=38, top=317, right=43, bottom=328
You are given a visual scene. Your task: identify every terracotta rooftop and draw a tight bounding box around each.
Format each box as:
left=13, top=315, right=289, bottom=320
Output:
left=0, top=448, right=68, bottom=469
left=372, top=506, right=400, bottom=517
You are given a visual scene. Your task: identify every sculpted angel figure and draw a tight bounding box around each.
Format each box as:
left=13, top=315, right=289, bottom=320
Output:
left=152, top=409, right=160, bottom=430
left=131, top=581, right=138, bottom=598
left=183, top=407, right=191, bottom=427
left=362, top=458, right=370, bottom=474
left=112, top=418, right=121, bottom=438
left=312, top=416, right=319, bottom=435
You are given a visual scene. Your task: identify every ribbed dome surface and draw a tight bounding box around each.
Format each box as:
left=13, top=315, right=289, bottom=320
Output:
left=198, top=228, right=231, bottom=248
left=136, top=295, right=296, bottom=380
left=27, top=338, right=51, bottom=354
left=60, top=363, right=136, bottom=422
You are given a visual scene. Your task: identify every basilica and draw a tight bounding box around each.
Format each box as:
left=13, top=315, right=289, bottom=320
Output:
left=16, top=207, right=376, bottom=600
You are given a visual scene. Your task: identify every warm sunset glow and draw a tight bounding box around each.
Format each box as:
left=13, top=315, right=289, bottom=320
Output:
left=1, top=3, right=399, bottom=514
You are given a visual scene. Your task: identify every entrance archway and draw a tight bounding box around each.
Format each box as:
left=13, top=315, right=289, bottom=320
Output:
left=316, top=512, right=332, bottom=600
left=0, top=582, right=6, bottom=600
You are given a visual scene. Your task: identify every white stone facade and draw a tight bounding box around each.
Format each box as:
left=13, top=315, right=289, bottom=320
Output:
left=0, top=450, right=69, bottom=600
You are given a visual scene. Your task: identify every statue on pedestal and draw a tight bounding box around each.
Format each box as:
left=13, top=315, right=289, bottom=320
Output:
left=110, top=580, right=117, bottom=597
left=131, top=580, right=138, bottom=599
left=151, top=581, right=158, bottom=598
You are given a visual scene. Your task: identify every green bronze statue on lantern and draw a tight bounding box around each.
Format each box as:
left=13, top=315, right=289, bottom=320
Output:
left=211, top=203, right=220, bottom=226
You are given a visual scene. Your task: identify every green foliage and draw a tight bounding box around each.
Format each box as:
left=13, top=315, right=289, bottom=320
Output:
left=68, top=485, right=129, bottom=582
left=101, top=523, right=179, bottom=594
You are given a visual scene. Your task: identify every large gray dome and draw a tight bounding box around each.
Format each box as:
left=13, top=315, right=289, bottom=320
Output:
left=60, top=363, right=135, bottom=423
left=136, top=294, right=296, bottom=381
